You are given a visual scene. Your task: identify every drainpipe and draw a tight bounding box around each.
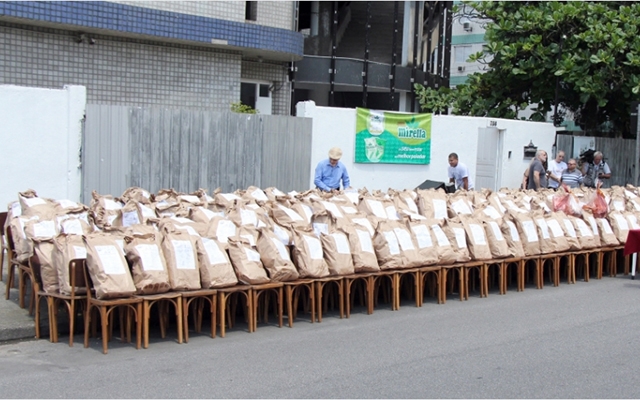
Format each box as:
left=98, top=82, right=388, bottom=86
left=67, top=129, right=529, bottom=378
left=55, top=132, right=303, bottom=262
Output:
left=310, top=1, right=319, bottom=36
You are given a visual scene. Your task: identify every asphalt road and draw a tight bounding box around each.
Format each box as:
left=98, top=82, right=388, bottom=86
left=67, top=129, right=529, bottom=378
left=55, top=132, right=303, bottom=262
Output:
left=2, top=276, right=640, bottom=399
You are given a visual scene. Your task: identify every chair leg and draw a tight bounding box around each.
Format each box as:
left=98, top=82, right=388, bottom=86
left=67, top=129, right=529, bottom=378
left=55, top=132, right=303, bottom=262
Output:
left=211, top=295, right=217, bottom=338
left=135, top=303, right=142, bottom=350
left=182, top=298, right=190, bottom=343
left=100, top=306, right=109, bottom=354
left=175, top=298, right=183, bottom=344
left=143, top=301, right=150, bottom=349
left=286, top=286, right=294, bottom=328
left=219, top=293, right=226, bottom=338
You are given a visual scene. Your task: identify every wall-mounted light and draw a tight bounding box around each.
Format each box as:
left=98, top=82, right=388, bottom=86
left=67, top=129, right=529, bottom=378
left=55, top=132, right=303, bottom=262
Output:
left=75, top=32, right=96, bottom=45
left=523, top=140, right=537, bottom=159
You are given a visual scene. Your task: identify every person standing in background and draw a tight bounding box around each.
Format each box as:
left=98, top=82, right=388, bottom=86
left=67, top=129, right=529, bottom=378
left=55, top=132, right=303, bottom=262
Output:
left=447, top=153, right=474, bottom=191
left=527, top=150, right=548, bottom=190
left=547, top=150, right=567, bottom=189
left=561, top=158, right=584, bottom=188
left=582, top=151, right=611, bottom=188
left=314, top=147, right=351, bottom=192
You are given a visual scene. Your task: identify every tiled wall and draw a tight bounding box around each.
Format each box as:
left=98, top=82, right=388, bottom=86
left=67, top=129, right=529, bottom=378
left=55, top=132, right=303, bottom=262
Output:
left=1, top=22, right=290, bottom=114
left=111, top=1, right=294, bottom=30
left=241, top=60, right=291, bottom=115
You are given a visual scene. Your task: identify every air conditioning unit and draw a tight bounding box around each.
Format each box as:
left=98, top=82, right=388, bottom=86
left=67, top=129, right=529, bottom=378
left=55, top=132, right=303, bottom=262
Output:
left=457, top=66, right=465, bottom=72
left=463, top=22, right=472, bottom=32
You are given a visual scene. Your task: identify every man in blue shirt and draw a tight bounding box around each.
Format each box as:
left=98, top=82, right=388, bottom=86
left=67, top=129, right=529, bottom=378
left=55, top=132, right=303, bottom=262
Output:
left=314, top=147, right=351, bottom=192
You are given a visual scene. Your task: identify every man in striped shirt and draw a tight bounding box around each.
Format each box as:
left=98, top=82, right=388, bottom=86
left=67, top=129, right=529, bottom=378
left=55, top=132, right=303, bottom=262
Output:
left=561, top=158, right=583, bottom=188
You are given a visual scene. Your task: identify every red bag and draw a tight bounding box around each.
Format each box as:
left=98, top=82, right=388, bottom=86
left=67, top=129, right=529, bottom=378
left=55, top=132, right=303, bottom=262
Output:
left=552, top=184, right=582, bottom=216
left=582, top=189, right=608, bottom=218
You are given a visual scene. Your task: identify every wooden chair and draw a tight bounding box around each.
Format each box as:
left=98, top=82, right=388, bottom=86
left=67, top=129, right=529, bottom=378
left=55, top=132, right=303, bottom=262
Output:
left=344, top=273, right=374, bottom=317
left=5, top=226, right=34, bottom=313
left=539, top=253, right=558, bottom=288
left=485, top=261, right=505, bottom=295
left=315, top=276, right=344, bottom=322
left=39, top=258, right=88, bottom=346
left=417, top=265, right=442, bottom=305
left=283, top=280, right=315, bottom=327
left=556, top=252, right=574, bottom=284
left=181, top=288, right=217, bottom=342
left=396, top=268, right=423, bottom=309
left=503, top=257, right=524, bottom=292
left=0, top=212, right=7, bottom=282
left=462, top=261, right=486, bottom=299
left=572, top=250, right=591, bottom=282
left=439, top=264, right=465, bottom=303
left=28, top=254, right=54, bottom=341
left=522, top=256, right=542, bottom=289
left=371, top=270, right=398, bottom=311
left=252, top=282, right=283, bottom=331
left=136, top=292, right=183, bottom=349
left=217, top=285, right=253, bottom=337
left=81, top=260, right=143, bottom=354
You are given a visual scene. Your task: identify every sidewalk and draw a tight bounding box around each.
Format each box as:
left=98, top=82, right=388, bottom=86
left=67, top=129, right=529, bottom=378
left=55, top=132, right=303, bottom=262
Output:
left=0, top=258, right=37, bottom=342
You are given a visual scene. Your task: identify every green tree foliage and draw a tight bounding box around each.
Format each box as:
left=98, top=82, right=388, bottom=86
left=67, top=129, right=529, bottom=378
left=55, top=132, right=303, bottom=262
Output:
left=415, top=1, right=640, bottom=137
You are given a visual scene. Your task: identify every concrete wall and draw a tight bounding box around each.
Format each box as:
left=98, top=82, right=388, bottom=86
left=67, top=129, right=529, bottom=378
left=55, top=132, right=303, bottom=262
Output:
left=0, top=85, right=86, bottom=206
left=297, top=102, right=556, bottom=191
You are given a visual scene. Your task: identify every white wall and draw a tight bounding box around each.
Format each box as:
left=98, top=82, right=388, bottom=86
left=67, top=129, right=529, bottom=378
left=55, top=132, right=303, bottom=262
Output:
left=0, top=85, right=86, bottom=206
left=297, top=102, right=556, bottom=191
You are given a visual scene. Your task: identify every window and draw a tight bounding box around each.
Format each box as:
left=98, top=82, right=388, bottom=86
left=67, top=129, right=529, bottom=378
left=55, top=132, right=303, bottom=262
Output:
left=454, top=45, right=473, bottom=63
left=245, top=1, right=257, bottom=21
left=240, top=81, right=272, bottom=115
left=240, top=82, right=256, bottom=108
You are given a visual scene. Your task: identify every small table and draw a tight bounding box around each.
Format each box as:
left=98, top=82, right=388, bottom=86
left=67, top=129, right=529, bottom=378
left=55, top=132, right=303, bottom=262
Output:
left=623, top=229, right=640, bottom=279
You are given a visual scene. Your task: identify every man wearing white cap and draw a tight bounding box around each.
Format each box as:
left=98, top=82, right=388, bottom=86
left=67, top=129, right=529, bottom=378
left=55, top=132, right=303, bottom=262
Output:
left=314, top=147, right=351, bottom=192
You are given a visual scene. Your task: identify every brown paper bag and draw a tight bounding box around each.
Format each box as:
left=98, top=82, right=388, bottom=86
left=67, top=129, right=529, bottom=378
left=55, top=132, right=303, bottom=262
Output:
left=442, top=219, right=472, bottom=263
left=195, top=237, right=239, bottom=288
left=204, top=217, right=238, bottom=249
left=551, top=212, right=582, bottom=251
left=33, top=240, right=58, bottom=294
left=482, top=218, right=510, bottom=259
left=161, top=231, right=202, bottom=290
left=227, top=237, right=271, bottom=284
left=499, top=218, right=526, bottom=259
left=53, top=234, right=88, bottom=295
left=124, top=233, right=171, bottom=295
left=291, top=230, right=330, bottom=278
left=459, top=215, right=492, bottom=261
left=545, top=213, right=570, bottom=252
left=506, top=212, right=541, bottom=256
left=84, top=232, right=136, bottom=299
left=256, top=228, right=299, bottom=282
left=427, top=219, right=458, bottom=265
left=342, top=225, right=380, bottom=273
left=607, top=211, right=630, bottom=244
left=406, top=220, right=439, bottom=266
left=320, top=228, right=355, bottom=276
left=416, top=189, right=449, bottom=220
left=569, top=216, right=599, bottom=249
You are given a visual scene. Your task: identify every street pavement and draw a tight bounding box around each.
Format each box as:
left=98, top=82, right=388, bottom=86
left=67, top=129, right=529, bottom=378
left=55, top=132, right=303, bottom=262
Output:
left=2, top=273, right=640, bottom=398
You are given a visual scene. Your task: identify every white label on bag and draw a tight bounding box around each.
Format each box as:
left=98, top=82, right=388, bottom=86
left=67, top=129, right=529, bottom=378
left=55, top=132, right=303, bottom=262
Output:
left=404, top=197, right=419, bottom=213
left=135, top=244, right=165, bottom=271
left=488, top=221, right=504, bottom=241
left=171, top=217, right=192, bottom=224
left=300, top=204, right=313, bottom=223
left=522, top=220, right=539, bottom=243
left=246, top=204, right=260, bottom=210
left=613, top=200, right=625, bottom=212
left=614, top=214, right=629, bottom=231
left=331, top=233, right=351, bottom=255
left=11, top=202, right=22, bottom=217
left=216, top=220, right=236, bottom=243
left=240, top=209, right=257, bottom=226
left=270, top=237, right=291, bottom=260
left=625, top=190, right=637, bottom=199
left=586, top=216, right=599, bottom=236
left=383, top=231, right=401, bottom=255
left=483, top=206, right=502, bottom=220
left=220, top=193, right=240, bottom=202
left=278, top=205, right=304, bottom=221
left=303, top=235, right=324, bottom=260
left=23, top=197, right=47, bottom=207
left=244, top=246, right=261, bottom=262
left=433, top=199, right=448, bottom=220
left=107, top=214, right=118, bottom=225
left=523, top=195, right=532, bottom=203
left=540, top=203, right=551, bottom=213
left=535, top=218, right=550, bottom=240
left=122, top=210, right=140, bottom=227
left=506, top=221, right=521, bottom=242
left=451, top=199, right=472, bottom=215
left=345, top=191, right=359, bottom=205
left=179, top=195, right=201, bottom=204
left=140, top=190, right=150, bottom=199
left=57, top=199, right=78, bottom=209
left=352, top=218, right=375, bottom=237
left=627, top=214, right=640, bottom=230
left=431, top=225, right=450, bottom=247
left=114, top=239, right=125, bottom=255
left=393, top=227, right=415, bottom=251
left=453, top=227, right=467, bottom=249
left=385, top=206, right=399, bottom=220
left=634, top=201, right=640, bottom=212
left=505, top=200, right=518, bottom=210
left=367, top=199, right=388, bottom=219
left=272, top=188, right=285, bottom=196
left=198, top=207, right=216, bottom=221
left=273, top=224, right=290, bottom=245
left=104, top=198, right=123, bottom=211
left=341, top=206, right=358, bottom=214
left=599, top=219, right=614, bottom=235
left=562, top=219, right=577, bottom=238
left=251, top=189, right=268, bottom=202
left=175, top=225, right=200, bottom=237
left=73, top=245, right=87, bottom=259
left=575, top=219, right=593, bottom=237
left=356, top=229, right=374, bottom=253
left=139, top=204, right=156, bottom=219
left=321, top=201, right=343, bottom=218
left=546, top=219, right=564, bottom=238
left=95, top=245, right=126, bottom=275
left=411, top=224, right=433, bottom=249
left=288, top=190, right=299, bottom=197
left=172, top=240, right=196, bottom=270
left=33, top=220, right=56, bottom=238
left=202, top=238, right=228, bottom=265
left=407, top=212, right=426, bottom=220
left=312, top=223, right=329, bottom=238
left=62, top=219, right=84, bottom=235
left=257, top=219, right=267, bottom=228
left=469, top=224, right=487, bottom=245
left=240, top=234, right=256, bottom=247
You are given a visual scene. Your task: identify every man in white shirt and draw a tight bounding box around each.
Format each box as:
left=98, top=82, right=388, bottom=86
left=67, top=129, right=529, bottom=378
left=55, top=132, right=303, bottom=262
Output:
left=448, top=153, right=474, bottom=190
left=547, top=150, right=567, bottom=189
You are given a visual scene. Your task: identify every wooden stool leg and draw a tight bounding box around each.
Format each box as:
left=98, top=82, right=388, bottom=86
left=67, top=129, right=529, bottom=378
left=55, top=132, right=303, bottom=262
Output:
left=182, top=298, right=190, bottom=343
